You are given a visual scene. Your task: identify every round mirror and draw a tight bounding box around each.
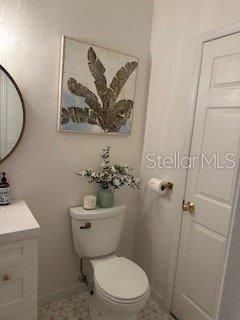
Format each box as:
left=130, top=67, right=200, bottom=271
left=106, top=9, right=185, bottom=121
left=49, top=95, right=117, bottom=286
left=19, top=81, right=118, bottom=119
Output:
left=0, top=65, right=25, bottom=163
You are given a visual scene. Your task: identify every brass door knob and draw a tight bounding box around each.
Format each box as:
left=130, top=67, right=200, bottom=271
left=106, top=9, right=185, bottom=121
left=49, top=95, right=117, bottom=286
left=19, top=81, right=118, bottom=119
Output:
left=182, top=201, right=195, bottom=213
left=2, top=273, right=11, bottom=282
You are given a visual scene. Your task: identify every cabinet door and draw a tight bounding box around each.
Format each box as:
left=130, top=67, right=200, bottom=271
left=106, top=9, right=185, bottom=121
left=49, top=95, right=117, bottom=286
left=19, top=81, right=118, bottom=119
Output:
left=0, top=238, right=37, bottom=269
left=2, top=308, right=37, bottom=320
left=0, top=262, right=37, bottom=319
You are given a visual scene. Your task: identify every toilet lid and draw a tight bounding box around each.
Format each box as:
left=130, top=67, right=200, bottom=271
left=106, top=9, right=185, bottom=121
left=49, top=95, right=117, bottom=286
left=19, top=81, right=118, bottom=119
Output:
left=94, top=257, right=149, bottom=300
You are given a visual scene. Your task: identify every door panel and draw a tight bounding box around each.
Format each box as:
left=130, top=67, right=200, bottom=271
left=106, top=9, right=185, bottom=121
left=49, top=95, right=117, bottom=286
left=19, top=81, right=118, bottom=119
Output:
left=210, top=53, right=240, bottom=89
left=184, top=222, right=225, bottom=314
left=173, top=33, right=240, bottom=320
left=197, top=110, right=240, bottom=202
left=0, top=262, right=37, bottom=319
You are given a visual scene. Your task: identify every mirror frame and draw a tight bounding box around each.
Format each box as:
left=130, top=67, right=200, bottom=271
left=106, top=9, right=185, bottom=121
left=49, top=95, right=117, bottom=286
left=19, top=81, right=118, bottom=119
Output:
left=0, top=65, right=26, bottom=163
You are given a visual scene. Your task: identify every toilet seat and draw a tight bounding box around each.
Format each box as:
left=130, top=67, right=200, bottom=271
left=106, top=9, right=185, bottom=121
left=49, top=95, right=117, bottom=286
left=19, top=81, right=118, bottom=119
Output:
left=95, top=280, right=150, bottom=305
left=93, top=256, right=149, bottom=303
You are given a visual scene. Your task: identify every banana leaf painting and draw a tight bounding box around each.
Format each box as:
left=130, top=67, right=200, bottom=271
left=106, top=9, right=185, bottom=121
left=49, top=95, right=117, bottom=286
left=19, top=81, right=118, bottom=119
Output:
left=58, top=36, right=139, bottom=135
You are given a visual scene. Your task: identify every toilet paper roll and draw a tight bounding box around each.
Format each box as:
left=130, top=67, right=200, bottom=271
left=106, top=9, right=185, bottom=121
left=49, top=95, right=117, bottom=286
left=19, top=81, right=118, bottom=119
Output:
left=148, top=178, right=168, bottom=195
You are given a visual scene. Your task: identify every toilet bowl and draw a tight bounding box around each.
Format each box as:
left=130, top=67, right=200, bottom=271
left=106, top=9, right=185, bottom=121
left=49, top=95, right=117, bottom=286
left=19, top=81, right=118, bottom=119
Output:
left=90, top=256, right=150, bottom=320
left=70, top=205, right=150, bottom=320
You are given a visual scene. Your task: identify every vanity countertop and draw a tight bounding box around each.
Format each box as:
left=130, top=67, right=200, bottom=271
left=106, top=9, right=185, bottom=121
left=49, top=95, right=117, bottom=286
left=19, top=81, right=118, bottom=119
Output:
left=0, top=200, right=40, bottom=243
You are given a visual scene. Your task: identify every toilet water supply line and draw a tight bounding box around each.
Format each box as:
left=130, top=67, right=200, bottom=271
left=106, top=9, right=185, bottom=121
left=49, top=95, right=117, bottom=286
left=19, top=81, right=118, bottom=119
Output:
left=79, top=258, right=95, bottom=295
left=79, top=258, right=88, bottom=285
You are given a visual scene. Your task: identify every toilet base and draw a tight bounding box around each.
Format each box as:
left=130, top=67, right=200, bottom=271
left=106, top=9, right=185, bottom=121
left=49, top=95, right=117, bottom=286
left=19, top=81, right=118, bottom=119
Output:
left=89, top=294, right=137, bottom=320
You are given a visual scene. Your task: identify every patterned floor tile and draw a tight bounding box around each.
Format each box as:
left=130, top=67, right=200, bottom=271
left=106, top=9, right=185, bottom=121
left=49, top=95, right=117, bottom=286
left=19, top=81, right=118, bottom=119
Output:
left=38, top=290, right=173, bottom=320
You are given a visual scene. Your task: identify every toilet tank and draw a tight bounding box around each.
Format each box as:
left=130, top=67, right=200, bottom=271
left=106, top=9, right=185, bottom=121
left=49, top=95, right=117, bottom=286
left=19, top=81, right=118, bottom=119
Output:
left=70, top=205, right=126, bottom=258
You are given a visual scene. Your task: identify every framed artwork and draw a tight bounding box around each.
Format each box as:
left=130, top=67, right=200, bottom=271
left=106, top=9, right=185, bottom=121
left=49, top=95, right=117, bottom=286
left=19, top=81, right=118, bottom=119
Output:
left=58, top=36, right=139, bottom=135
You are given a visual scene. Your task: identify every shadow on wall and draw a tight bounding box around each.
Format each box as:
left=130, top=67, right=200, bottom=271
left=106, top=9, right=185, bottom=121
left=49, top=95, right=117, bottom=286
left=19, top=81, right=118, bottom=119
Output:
left=133, top=176, right=173, bottom=300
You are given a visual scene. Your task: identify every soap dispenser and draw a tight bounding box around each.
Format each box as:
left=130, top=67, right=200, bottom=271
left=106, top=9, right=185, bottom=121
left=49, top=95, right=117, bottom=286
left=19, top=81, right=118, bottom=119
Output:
left=0, top=172, right=11, bottom=205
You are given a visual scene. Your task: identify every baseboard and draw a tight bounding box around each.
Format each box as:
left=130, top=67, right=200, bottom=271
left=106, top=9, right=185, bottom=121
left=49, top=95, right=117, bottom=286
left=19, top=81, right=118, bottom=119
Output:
left=150, top=286, right=166, bottom=309
left=38, top=283, right=86, bottom=306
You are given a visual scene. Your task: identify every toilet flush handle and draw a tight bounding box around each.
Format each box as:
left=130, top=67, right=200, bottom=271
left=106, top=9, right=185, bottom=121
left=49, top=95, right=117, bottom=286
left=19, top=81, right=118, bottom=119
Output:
left=80, top=222, right=92, bottom=230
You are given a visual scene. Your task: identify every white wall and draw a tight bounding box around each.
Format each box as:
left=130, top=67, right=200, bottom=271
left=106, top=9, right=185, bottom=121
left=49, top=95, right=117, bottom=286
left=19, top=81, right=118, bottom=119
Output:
left=133, top=0, right=240, bottom=310
left=0, top=0, right=153, bottom=297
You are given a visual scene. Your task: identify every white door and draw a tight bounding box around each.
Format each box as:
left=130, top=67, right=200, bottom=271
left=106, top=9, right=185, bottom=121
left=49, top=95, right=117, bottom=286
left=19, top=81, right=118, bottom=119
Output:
left=172, top=33, right=240, bottom=320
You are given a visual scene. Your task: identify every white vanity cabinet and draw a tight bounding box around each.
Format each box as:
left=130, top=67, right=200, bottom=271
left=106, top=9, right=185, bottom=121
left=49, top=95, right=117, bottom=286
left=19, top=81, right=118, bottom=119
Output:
left=0, top=201, right=40, bottom=319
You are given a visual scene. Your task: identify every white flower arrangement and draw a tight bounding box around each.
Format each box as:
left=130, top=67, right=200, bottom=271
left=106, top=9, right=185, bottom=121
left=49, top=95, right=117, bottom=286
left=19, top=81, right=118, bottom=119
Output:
left=75, top=146, right=140, bottom=190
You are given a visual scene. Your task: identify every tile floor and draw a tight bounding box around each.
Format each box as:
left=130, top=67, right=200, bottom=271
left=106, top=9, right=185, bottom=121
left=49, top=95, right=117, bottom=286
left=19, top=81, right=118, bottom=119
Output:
left=38, top=290, right=175, bottom=320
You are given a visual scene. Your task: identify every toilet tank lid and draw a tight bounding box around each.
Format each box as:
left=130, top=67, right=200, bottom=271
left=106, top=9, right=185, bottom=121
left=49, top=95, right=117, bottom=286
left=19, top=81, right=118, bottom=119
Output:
left=70, top=204, right=127, bottom=220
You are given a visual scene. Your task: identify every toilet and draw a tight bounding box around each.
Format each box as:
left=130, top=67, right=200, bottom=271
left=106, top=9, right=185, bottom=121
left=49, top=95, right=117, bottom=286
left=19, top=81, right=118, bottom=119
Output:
left=70, top=204, right=150, bottom=320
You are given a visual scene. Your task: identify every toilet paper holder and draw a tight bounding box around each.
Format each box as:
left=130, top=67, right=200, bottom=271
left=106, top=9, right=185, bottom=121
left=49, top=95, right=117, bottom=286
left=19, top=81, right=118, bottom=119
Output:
left=161, top=182, right=173, bottom=191
left=149, top=178, right=174, bottom=194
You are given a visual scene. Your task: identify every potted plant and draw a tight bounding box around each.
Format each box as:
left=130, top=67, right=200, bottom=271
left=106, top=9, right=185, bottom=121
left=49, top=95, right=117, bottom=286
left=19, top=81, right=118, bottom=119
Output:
left=76, top=146, right=140, bottom=208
